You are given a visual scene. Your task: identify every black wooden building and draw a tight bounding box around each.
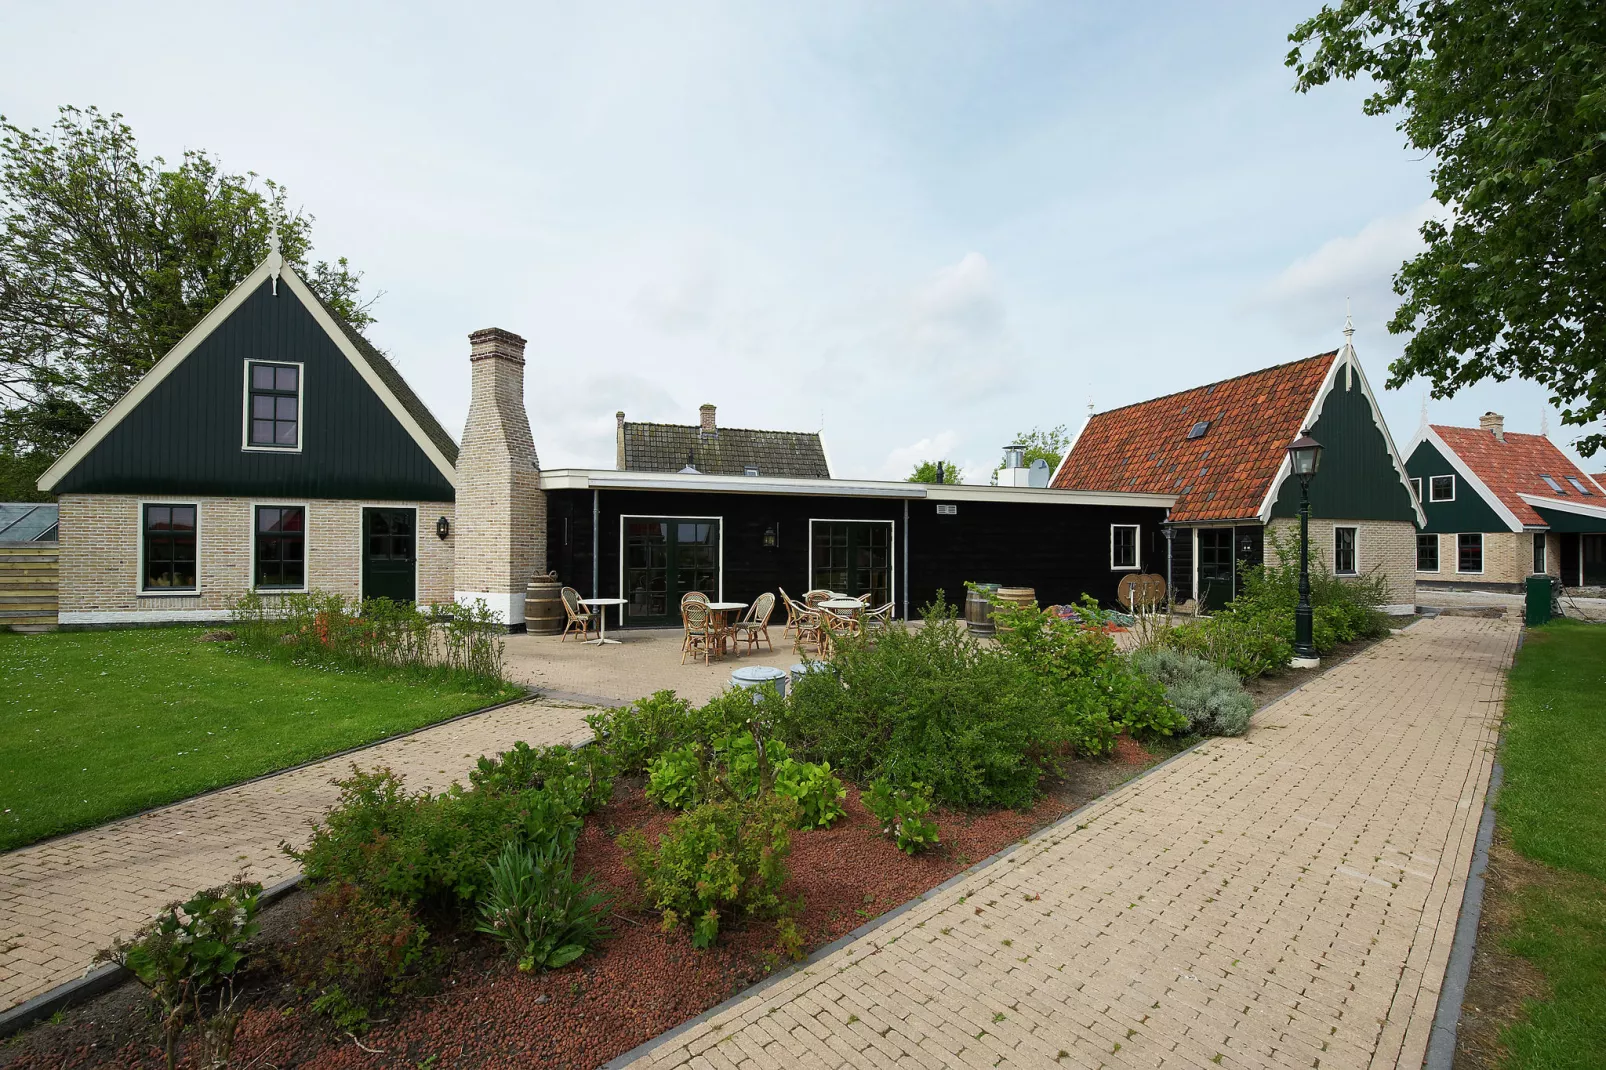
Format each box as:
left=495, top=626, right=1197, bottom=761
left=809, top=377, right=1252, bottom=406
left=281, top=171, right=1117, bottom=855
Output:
left=541, top=469, right=1174, bottom=628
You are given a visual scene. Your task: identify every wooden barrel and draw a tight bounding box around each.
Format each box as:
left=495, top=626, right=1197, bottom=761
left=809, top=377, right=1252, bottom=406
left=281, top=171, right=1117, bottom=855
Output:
left=525, top=572, right=565, bottom=635
left=992, top=586, right=1037, bottom=633
left=965, top=584, right=999, bottom=637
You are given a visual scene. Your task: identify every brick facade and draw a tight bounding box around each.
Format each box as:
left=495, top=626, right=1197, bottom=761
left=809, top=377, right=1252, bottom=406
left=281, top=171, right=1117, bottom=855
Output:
left=56, top=494, right=454, bottom=623
left=1414, top=529, right=1555, bottom=590
left=1266, top=516, right=1418, bottom=611
left=453, top=328, right=544, bottom=628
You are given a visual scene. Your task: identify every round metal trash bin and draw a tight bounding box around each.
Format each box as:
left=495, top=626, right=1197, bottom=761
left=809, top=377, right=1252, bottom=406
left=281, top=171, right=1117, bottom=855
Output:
left=732, top=665, right=789, bottom=698
left=790, top=662, right=835, bottom=686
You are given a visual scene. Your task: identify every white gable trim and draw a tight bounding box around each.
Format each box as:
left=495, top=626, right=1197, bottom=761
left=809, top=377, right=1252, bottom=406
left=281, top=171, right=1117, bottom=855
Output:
left=1252, top=347, right=1427, bottom=527
left=1419, top=426, right=1525, bottom=532
left=38, top=259, right=456, bottom=492
left=1518, top=493, right=1606, bottom=523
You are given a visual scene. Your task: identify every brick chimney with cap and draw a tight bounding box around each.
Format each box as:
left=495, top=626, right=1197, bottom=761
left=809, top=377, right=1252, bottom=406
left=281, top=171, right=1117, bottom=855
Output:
left=454, top=328, right=544, bottom=629
left=699, top=403, right=717, bottom=437
left=616, top=411, right=626, bottom=470
left=1479, top=411, right=1505, bottom=443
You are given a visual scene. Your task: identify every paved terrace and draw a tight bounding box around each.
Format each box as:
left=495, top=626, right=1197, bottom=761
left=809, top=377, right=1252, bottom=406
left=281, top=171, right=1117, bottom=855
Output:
left=625, top=614, right=1519, bottom=1070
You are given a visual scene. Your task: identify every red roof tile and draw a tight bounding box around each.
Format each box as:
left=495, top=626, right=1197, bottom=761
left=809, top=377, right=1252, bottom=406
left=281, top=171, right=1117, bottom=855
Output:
left=1430, top=425, right=1603, bottom=527
left=1051, top=353, right=1335, bottom=522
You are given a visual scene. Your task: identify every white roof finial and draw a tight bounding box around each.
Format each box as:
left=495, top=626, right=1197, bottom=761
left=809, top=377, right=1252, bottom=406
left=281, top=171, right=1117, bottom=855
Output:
left=1343, top=298, right=1354, bottom=346
left=1540, top=410, right=1550, bottom=436
left=1419, top=391, right=1429, bottom=429
left=266, top=220, right=285, bottom=296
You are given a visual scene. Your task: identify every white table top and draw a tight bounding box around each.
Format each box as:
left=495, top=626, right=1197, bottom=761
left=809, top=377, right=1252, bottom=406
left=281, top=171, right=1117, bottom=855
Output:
left=580, top=597, right=629, bottom=606
left=820, top=598, right=865, bottom=610
left=704, top=601, right=749, bottom=611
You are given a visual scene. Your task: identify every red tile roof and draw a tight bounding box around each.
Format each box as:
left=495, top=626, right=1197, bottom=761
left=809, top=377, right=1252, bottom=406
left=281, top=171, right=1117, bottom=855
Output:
left=1051, top=353, right=1335, bottom=522
left=1430, top=425, right=1603, bottom=527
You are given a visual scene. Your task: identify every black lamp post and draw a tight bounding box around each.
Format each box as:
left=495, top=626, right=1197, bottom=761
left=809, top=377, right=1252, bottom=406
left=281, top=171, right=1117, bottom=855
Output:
left=1287, top=433, right=1323, bottom=661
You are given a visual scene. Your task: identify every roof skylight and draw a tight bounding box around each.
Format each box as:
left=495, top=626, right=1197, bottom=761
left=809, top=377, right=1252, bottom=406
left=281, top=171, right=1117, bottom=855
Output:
left=1567, top=476, right=1591, bottom=495
left=1541, top=475, right=1566, bottom=494
left=1187, top=421, right=1210, bottom=440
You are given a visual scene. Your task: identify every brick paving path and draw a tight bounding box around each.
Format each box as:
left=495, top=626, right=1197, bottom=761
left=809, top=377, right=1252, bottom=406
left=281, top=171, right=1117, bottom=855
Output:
left=503, top=627, right=805, bottom=705
left=0, top=699, right=593, bottom=1013
left=624, top=615, right=1518, bottom=1070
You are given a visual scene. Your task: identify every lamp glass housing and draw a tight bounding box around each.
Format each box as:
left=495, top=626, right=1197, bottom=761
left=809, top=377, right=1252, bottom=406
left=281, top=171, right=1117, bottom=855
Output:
left=1288, top=434, right=1323, bottom=478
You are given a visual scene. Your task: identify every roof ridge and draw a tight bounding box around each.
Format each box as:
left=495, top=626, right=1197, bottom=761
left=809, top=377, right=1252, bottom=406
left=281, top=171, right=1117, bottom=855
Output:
left=1087, top=351, right=1338, bottom=421
left=624, top=420, right=822, bottom=437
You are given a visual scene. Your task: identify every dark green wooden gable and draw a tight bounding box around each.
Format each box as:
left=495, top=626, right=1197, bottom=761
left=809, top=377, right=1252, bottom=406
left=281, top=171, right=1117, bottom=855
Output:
left=1405, top=440, right=1508, bottom=533
left=1269, top=366, right=1417, bottom=522
left=52, top=280, right=455, bottom=501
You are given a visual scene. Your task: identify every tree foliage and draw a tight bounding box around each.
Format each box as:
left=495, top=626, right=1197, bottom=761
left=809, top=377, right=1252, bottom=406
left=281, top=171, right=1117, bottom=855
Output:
left=906, top=459, right=963, bottom=484
left=0, top=105, right=375, bottom=486
left=1288, top=1, right=1606, bottom=455
left=990, top=424, right=1071, bottom=483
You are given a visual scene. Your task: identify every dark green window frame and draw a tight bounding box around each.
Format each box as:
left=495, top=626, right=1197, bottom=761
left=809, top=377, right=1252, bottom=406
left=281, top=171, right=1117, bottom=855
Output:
left=142, top=503, right=197, bottom=592
left=254, top=505, right=306, bottom=590
left=1333, top=526, right=1357, bottom=575
left=1533, top=533, right=1547, bottom=575
left=246, top=361, right=302, bottom=449
left=1416, top=533, right=1439, bottom=572
left=1457, top=532, right=1483, bottom=574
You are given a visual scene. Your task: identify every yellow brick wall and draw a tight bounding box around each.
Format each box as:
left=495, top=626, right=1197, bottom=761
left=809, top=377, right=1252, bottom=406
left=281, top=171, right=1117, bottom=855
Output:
left=1412, top=530, right=1554, bottom=586
left=1265, top=517, right=1418, bottom=610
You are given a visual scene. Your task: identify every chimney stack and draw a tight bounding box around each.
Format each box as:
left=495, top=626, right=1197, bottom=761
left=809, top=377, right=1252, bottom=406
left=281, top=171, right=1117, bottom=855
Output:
left=616, top=411, right=626, bottom=470
left=699, top=403, right=717, bottom=436
left=454, top=328, right=543, bottom=629
left=1480, top=412, right=1505, bottom=443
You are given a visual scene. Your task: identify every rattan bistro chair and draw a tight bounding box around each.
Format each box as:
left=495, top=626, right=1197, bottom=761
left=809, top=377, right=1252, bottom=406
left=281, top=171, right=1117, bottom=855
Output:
left=732, top=592, right=776, bottom=655
left=862, top=602, right=897, bottom=635
left=560, top=587, right=594, bottom=642
left=778, top=586, right=802, bottom=638
left=804, top=589, right=833, bottom=608
left=681, top=600, right=717, bottom=666
left=681, top=591, right=709, bottom=608
left=818, top=606, right=860, bottom=655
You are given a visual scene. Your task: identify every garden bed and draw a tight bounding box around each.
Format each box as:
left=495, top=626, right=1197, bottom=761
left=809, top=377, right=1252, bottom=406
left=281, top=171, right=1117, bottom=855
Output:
left=0, top=741, right=1163, bottom=1070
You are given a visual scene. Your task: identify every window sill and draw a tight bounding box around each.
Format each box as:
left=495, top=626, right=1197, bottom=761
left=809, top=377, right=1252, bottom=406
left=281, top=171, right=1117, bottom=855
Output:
left=242, top=444, right=303, bottom=454
left=1110, top=565, right=1141, bottom=572
left=253, top=587, right=309, bottom=595
left=139, top=589, right=199, bottom=597
left=1335, top=571, right=1359, bottom=577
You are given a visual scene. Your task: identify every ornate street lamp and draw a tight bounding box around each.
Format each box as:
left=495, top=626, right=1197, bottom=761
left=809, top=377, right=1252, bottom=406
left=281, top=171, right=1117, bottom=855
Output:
left=1287, top=433, right=1323, bottom=663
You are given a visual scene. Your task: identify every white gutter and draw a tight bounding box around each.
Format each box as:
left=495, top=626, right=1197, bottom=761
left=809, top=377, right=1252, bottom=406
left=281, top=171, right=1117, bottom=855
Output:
left=1518, top=493, right=1606, bottom=523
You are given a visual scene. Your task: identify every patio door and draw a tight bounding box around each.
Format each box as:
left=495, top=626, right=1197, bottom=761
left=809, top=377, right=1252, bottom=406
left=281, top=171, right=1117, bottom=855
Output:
left=810, top=520, right=893, bottom=606
left=1584, top=534, right=1606, bottom=587
left=1196, top=527, right=1235, bottom=613
left=622, top=517, right=720, bottom=626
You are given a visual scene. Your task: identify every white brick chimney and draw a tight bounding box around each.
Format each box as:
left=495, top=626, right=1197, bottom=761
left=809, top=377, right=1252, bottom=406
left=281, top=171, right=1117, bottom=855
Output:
left=1479, top=411, right=1505, bottom=443
left=454, top=328, right=544, bottom=629
left=699, top=403, right=717, bottom=436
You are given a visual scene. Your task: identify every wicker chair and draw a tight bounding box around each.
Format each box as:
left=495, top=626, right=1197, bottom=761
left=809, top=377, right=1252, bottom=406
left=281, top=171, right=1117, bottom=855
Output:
left=778, top=586, right=802, bottom=638
left=788, top=596, right=824, bottom=655
left=731, top=592, right=776, bottom=655
left=681, top=600, right=717, bottom=666
left=681, top=591, right=709, bottom=607
left=817, top=607, right=860, bottom=655
left=804, top=589, right=833, bottom=608
left=861, top=601, right=897, bottom=635
left=560, top=587, right=593, bottom=642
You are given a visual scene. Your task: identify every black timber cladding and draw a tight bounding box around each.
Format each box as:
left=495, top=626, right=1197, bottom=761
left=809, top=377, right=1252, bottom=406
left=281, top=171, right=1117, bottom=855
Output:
left=51, top=280, right=456, bottom=501
left=545, top=487, right=1169, bottom=620
left=622, top=423, right=830, bottom=478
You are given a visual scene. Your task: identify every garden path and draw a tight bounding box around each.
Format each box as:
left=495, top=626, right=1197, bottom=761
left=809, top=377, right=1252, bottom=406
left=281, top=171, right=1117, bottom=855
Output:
left=0, top=698, right=593, bottom=1014
left=621, top=614, right=1519, bottom=1070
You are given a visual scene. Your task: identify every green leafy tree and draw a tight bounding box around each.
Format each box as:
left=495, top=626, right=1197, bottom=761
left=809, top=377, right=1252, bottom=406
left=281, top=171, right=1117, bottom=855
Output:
left=0, top=106, right=375, bottom=496
left=1287, top=1, right=1606, bottom=455
left=990, top=424, right=1071, bottom=484
left=907, top=459, right=963, bottom=484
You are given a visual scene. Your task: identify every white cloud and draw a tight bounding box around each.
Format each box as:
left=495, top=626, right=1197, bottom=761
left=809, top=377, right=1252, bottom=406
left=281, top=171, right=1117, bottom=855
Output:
left=880, top=431, right=960, bottom=480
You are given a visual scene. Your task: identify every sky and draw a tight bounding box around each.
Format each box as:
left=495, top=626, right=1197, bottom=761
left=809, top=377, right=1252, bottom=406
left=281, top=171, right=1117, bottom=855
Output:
left=3, top=0, right=1599, bottom=480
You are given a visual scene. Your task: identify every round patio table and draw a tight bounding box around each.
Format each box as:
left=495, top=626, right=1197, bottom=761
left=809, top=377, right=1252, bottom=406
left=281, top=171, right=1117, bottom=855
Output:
left=579, top=597, right=628, bottom=645
left=703, top=601, right=749, bottom=657
left=820, top=597, right=865, bottom=614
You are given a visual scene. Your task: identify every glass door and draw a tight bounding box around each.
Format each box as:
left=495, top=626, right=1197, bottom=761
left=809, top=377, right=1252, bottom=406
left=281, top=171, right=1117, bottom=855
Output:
left=1196, top=528, right=1235, bottom=613
left=623, top=517, right=720, bottom=626
left=810, top=521, right=893, bottom=606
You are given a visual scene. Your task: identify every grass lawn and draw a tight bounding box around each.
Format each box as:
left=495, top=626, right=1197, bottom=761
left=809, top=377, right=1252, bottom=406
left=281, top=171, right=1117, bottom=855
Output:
left=1471, top=619, right=1606, bottom=1068
left=0, top=628, right=524, bottom=852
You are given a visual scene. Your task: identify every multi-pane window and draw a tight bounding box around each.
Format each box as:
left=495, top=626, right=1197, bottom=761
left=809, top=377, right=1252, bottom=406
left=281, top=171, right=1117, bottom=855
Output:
left=142, top=504, right=197, bottom=591
left=810, top=520, right=892, bottom=607
left=1457, top=533, right=1483, bottom=573
left=247, top=362, right=300, bottom=448
left=1110, top=525, right=1139, bottom=569
left=1416, top=533, right=1439, bottom=572
left=1411, top=477, right=1423, bottom=503
left=1533, top=533, right=1547, bottom=575
left=1429, top=475, right=1456, bottom=502
left=1333, top=527, right=1357, bottom=575
left=254, top=505, right=305, bottom=589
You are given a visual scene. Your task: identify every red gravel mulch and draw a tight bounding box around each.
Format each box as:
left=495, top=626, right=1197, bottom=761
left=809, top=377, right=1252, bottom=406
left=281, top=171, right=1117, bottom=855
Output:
left=2, top=741, right=1161, bottom=1070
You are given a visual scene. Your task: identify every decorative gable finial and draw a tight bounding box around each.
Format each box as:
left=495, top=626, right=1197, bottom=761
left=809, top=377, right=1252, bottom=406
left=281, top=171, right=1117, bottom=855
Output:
left=1541, top=410, right=1550, bottom=436
left=1341, top=298, right=1355, bottom=388
left=1419, top=391, right=1429, bottom=429
left=1343, top=298, right=1354, bottom=346
left=267, top=221, right=284, bottom=296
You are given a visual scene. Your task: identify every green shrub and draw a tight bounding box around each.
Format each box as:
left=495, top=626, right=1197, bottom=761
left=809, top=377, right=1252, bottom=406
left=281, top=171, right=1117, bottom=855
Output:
left=619, top=794, right=798, bottom=949
left=863, top=779, right=940, bottom=855
left=773, top=759, right=847, bottom=829
left=469, top=741, right=616, bottom=815
left=1168, top=613, right=1294, bottom=681
left=96, top=878, right=262, bottom=1070
left=645, top=745, right=703, bottom=810
left=783, top=597, right=1070, bottom=809
left=285, top=881, right=432, bottom=1032
left=475, top=841, right=611, bottom=972
left=1129, top=648, right=1254, bottom=736
left=586, top=690, right=694, bottom=774
left=289, top=766, right=582, bottom=912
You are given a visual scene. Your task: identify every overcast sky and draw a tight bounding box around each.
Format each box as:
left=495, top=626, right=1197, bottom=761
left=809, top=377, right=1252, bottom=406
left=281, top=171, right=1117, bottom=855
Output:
left=4, top=0, right=1599, bottom=478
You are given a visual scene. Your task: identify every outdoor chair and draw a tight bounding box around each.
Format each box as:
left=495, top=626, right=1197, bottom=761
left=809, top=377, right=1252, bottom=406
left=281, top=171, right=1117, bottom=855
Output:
left=681, top=591, right=709, bottom=607
left=789, top=597, right=825, bottom=655
left=818, top=607, right=860, bottom=654
left=732, top=592, right=776, bottom=655
left=559, top=586, right=593, bottom=642
left=804, top=589, right=833, bottom=607
left=861, top=601, right=897, bottom=635
left=778, top=586, right=802, bottom=638
left=681, top=600, right=717, bottom=666
left=855, top=592, right=874, bottom=604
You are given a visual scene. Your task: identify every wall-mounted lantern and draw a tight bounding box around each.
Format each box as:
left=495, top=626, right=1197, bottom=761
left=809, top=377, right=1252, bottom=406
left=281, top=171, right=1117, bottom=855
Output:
left=762, top=524, right=779, bottom=548
left=436, top=516, right=451, bottom=540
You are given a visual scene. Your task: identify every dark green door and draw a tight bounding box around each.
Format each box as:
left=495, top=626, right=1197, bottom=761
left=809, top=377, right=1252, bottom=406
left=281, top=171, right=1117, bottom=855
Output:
left=1585, top=534, right=1606, bottom=587
left=810, top=521, right=893, bottom=606
left=623, top=518, right=721, bottom=625
left=1197, top=528, right=1235, bottom=612
left=362, top=508, right=416, bottom=603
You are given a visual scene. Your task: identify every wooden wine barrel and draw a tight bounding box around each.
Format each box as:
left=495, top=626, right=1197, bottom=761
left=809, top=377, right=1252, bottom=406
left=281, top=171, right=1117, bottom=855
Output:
left=965, top=584, right=999, bottom=637
left=525, top=572, right=565, bottom=635
left=992, top=586, right=1037, bottom=633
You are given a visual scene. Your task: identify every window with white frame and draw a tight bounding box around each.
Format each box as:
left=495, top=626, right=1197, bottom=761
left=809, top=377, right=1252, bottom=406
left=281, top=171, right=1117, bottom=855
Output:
left=245, top=361, right=302, bottom=449
left=1333, top=526, right=1358, bottom=575
left=1110, top=524, right=1139, bottom=570
left=1457, top=533, right=1483, bottom=573
left=1416, top=533, right=1439, bottom=572
left=1429, top=474, right=1456, bottom=502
